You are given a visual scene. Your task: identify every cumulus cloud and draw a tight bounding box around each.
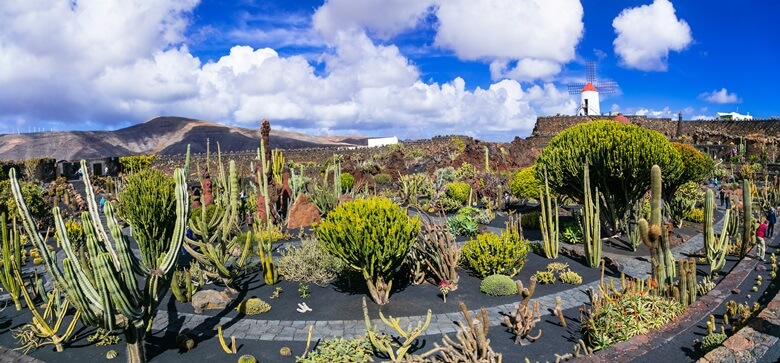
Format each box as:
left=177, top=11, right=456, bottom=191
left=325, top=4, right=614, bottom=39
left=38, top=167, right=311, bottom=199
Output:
left=698, top=88, right=741, bottom=104
left=634, top=106, right=673, bottom=118
left=312, top=0, right=436, bottom=42
left=612, top=0, right=692, bottom=71
left=0, top=2, right=575, bottom=140
left=435, top=0, right=583, bottom=81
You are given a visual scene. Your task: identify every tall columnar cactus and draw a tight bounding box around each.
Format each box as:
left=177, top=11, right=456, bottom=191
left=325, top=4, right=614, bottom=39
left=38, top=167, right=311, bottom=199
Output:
left=582, top=164, right=601, bottom=268
left=637, top=165, right=676, bottom=292
left=484, top=145, right=490, bottom=172
left=10, top=160, right=188, bottom=363
left=539, top=166, right=559, bottom=259
left=271, top=148, right=285, bottom=186
left=739, top=179, right=754, bottom=258
left=255, top=139, right=278, bottom=285
left=0, top=212, right=23, bottom=310
left=704, top=189, right=730, bottom=277
left=184, top=144, right=191, bottom=180
left=184, top=160, right=251, bottom=293
left=727, top=199, right=740, bottom=238
left=675, top=257, right=697, bottom=306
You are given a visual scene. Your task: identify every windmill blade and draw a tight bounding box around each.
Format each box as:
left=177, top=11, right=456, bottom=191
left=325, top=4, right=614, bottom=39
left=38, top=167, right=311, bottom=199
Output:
left=586, top=61, right=597, bottom=84
left=595, top=80, right=619, bottom=94
left=567, top=83, right=586, bottom=94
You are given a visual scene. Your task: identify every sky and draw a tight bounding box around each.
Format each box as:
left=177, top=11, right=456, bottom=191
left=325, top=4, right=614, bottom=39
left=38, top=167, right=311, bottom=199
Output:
left=1, top=0, right=778, bottom=141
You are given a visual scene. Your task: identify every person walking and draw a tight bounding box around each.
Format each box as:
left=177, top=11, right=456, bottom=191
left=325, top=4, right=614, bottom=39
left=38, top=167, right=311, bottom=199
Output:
left=767, top=208, right=776, bottom=239
left=719, top=189, right=725, bottom=206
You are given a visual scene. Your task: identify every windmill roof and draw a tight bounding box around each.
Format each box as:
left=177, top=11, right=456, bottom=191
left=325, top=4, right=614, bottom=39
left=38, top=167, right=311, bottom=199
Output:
left=581, top=82, right=597, bottom=92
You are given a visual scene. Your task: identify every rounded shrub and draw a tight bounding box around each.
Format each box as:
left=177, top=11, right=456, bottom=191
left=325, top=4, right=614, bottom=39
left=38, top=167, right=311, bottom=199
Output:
left=374, top=173, right=391, bottom=185
left=236, top=298, right=271, bottom=315
left=445, top=181, right=471, bottom=205
left=341, top=172, right=355, bottom=193
left=316, top=197, right=420, bottom=305
left=480, top=274, right=518, bottom=296
left=684, top=208, right=705, bottom=224
left=700, top=333, right=727, bottom=353
left=462, top=228, right=529, bottom=278
left=509, top=164, right=541, bottom=200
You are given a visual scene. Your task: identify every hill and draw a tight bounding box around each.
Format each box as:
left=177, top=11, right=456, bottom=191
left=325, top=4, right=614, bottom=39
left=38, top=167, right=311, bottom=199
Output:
left=0, top=117, right=367, bottom=161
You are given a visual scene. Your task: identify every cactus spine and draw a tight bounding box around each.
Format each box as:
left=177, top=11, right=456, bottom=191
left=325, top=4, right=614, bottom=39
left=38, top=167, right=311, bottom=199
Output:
left=704, top=189, right=730, bottom=277
left=0, top=212, right=23, bottom=310
left=739, top=179, right=754, bottom=258
left=539, top=166, right=559, bottom=259
left=10, top=160, right=188, bottom=363
left=582, top=164, right=601, bottom=268
left=637, top=165, right=676, bottom=292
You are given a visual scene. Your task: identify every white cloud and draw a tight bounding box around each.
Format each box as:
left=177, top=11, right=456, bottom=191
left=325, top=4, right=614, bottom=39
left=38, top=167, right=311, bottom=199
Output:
left=612, top=0, right=692, bottom=71
left=0, top=1, right=578, bottom=140
left=634, top=106, right=673, bottom=118
left=698, top=88, right=741, bottom=104
left=312, top=0, right=436, bottom=42
left=435, top=0, right=583, bottom=81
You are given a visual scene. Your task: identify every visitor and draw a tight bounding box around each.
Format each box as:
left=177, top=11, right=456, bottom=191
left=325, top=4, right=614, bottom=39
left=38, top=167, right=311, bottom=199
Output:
left=768, top=208, right=776, bottom=239
left=756, top=219, right=768, bottom=246
left=99, top=195, right=106, bottom=213
left=503, top=191, right=510, bottom=212
left=76, top=167, right=83, bottom=180
left=725, top=192, right=731, bottom=209
left=719, top=189, right=725, bottom=206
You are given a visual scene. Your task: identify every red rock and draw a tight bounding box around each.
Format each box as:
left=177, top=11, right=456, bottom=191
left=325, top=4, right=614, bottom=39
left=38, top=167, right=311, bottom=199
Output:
left=287, top=194, right=321, bottom=229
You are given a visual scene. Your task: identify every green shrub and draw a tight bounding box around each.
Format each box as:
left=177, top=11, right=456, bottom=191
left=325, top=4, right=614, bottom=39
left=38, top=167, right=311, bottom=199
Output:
left=316, top=197, right=420, bottom=305
left=436, top=195, right=461, bottom=213
left=119, top=154, right=156, bottom=173
left=509, top=165, right=541, bottom=200
left=673, top=142, right=713, bottom=184
left=296, top=335, right=373, bottom=363
left=669, top=181, right=704, bottom=226
left=445, top=181, right=471, bottom=205
left=447, top=213, right=479, bottom=237
left=400, top=173, right=435, bottom=204
left=480, top=274, right=518, bottom=296
left=462, top=229, right=529, bottom=278
left=546, top=262, right=569, bottom=273
left=278, top=238, right=345, bottom=286
left=457, top=206, right=494, bottom=225
left=561, top=223, right=582, bottom=244
left=521, top=211, right=541, bottom=230
left=374, top=173, right=391, bottom=185
left=536, top=120, right=683, bottom=232
left=117, top=168, right=177, bottom=260
left=684, top=208, right=705, bottom=224
left=534, top=270, right=556, bottom=284
left=341, top=172, right=355, bottom=193
left=0, top=179, right=46, bottom=223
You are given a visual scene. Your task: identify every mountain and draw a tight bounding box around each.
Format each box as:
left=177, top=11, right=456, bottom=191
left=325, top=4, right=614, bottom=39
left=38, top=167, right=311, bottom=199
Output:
left=0, top=117, right=368, bottom=161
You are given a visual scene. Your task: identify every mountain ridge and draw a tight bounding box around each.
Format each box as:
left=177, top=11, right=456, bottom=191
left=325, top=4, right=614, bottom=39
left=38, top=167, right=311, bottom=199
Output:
left=0, top=117, right=368, bottom=161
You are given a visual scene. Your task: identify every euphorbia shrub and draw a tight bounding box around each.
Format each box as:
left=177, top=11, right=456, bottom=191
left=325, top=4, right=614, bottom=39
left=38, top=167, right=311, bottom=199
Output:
left=316, top=197, right=420, bottom=305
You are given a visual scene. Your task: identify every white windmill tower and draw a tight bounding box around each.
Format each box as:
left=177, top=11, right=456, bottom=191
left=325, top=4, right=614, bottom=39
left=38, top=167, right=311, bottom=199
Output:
left=567, top=62, right=617, bottom=116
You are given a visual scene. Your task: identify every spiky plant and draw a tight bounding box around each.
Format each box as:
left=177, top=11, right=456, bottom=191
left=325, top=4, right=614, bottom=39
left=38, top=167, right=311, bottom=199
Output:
left=10, top=160, right=188, bottom=363
left=703, top=189, right=730, bottom=277
left=637, top=165, right=676, bottom=292
left=0, top=212, right=22, bottom=310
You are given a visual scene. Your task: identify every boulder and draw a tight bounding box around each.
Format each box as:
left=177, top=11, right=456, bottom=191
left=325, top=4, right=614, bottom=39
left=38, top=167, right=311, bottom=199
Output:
left=191, top=289, right=232, bottom=313
left=287, top=194, right=321, bottom=230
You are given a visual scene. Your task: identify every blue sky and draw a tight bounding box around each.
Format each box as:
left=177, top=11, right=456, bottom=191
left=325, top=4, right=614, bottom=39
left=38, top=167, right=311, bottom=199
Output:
left=1, top=0, right=778, bottom=141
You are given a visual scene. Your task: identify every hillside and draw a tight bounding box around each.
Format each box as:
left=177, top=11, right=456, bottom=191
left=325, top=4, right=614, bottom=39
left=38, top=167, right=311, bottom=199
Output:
left=0, top=117, right=367, bottom=161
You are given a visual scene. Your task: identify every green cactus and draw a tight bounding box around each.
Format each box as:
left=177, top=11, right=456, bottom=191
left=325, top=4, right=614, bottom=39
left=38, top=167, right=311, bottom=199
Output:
left=539, top=166, right=559, bottom=259
left=10, top=160, right=188, bottom=363
left=676, top=257, right=697, bottom=306
left=236, top=297, right=271, bottom=315
left=637, top=165, right=676, bottom=292
left=582, top=164, right=601, bottom=268
left=0, top=212, right=22, bottom=310
left=272, top=148, right=285, bottom=185
left=739, top=179, right=754, bottom=258
left=237, top=355, right=257, bottom=363
left=184, top=160, right=251, bottom=292
left=704, top=189, right=730, bottom=277
left=255, top=139, right=278, bottom=285
left=318, top=197, right=420, bottom=305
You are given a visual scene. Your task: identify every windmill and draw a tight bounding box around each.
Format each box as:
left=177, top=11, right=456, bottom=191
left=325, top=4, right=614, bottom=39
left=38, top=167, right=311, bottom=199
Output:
left=567, top=61, right=617, bottom=116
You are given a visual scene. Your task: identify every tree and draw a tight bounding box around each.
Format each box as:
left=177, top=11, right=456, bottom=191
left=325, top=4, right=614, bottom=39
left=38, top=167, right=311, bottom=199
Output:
left=535, top=120, right=683, bottom=233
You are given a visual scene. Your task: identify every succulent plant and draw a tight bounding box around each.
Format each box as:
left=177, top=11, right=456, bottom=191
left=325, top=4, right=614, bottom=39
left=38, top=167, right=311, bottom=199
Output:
left=106, top=350, right=118, bottom=359
left=480, top=274, right=518, bottom=296
left=236, top=298, right=271, bottom=315
left=279, top=346, right=292, bottom=356
left=237, top=354, right=257, bottom=363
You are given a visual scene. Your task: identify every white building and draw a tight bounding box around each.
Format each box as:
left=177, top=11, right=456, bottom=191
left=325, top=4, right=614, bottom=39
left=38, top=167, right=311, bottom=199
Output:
left=716, top=112, right=753, bottom=121
left=577, top=83, right=600, bottom=116
left=367, top=136, right=399, bottom=147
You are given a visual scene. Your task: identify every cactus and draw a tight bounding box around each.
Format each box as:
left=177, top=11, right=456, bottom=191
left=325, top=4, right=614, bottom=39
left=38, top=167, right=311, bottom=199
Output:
left=271, top=148, right=285, bottom=185
left=254, top=139, right=278, bottom=285
left=484, top=145, right=490, bottom=172
left=279, top=347, right=292, bottom=356
left=12, top=268, right=81, bottom=353
left=412, top=217, right=461, bottom=289
left=539, top=166, right=559, bottom=259
left=237, top=355, right=257, bottom=363
left=739, top=179, right=754, bottom=258
left=363, top=296, right=432, bottom=361
left=704, top=189, right=730, bottom=277
left=10, top=160, right=188, bottom=363
left=236, top=297, right=271, bottom=315
left=582, top=163, right=601, bottom=268
left=218, top=325, right=237, bottom=354
left=426, top=302, right=501, bottom=362
left=106, top=350, right=118, bottom=359
left=184, top=160, right=251, bottom=293
left=503, top=276, right=542, bottom=343
left=676, top=258, right=697, bottom=306
left=554, top=296, right=567, bottom=327
left=170, top=267, right=197, bottom=303
left=0, top=213, right=23, bottom=310
left=637, top=165, right=676, bottom=292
